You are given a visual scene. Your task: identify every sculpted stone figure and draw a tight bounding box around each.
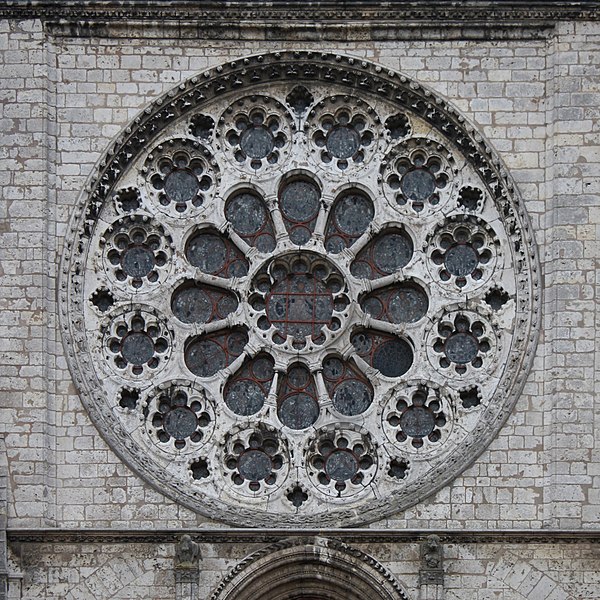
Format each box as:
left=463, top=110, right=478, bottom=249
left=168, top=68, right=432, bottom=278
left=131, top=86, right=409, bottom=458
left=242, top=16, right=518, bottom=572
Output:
left=422, top=534, right=442, bottom=570
left=175, top=534, right=200, bottom=568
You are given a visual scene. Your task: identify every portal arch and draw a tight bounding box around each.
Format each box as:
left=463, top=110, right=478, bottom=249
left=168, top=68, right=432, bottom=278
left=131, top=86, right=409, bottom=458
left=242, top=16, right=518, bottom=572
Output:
left=209, top=537, right=410, bottom=600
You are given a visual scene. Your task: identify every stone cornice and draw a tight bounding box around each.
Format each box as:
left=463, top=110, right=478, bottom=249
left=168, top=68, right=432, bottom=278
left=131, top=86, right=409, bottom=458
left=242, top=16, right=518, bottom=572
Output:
left=1, top=1, right=599, bottom=22
left=7, top=528, right=600, bottom=545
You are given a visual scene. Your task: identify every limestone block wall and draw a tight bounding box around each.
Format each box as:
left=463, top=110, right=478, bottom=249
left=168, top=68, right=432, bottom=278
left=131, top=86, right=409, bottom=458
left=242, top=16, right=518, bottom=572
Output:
left=10, top=537, right=600, bottom=600
left=0, top=2, right=599, bottom=598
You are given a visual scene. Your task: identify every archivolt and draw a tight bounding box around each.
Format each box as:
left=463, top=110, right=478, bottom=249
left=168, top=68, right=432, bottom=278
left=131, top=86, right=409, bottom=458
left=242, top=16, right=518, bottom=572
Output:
left=209, top=537, right=410, bottom=600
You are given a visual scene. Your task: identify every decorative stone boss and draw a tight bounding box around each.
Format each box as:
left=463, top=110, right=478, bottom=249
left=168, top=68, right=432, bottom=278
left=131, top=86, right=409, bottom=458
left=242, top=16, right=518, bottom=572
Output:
left=60, top=51, right=540, bottom=527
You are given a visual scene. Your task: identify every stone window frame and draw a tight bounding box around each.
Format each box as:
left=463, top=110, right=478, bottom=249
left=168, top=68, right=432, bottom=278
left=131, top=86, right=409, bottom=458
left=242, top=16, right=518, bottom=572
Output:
left=59, top=51, right=541, bottom=527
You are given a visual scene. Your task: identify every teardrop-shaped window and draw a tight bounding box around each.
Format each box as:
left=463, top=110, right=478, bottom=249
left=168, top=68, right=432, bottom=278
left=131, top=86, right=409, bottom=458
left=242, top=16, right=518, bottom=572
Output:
left=324, top=191, right=374, bottom=254
left=225, top=191, right=276, bottom=252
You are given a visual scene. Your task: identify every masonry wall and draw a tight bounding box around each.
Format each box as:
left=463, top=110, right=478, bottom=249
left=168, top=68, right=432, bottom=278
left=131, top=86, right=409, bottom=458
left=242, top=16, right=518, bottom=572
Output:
left=1, top=12, right=599, bottom=599
left=11, top=539, right=600, bottom=599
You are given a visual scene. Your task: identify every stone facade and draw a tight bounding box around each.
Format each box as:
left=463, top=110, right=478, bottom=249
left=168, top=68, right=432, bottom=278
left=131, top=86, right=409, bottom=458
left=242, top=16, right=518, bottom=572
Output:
left=1, top=1, right=600, bottom=599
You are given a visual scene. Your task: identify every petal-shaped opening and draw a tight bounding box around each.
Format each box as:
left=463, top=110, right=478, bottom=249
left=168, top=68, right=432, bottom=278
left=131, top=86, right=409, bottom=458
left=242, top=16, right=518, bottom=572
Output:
left=351, top=330, right=413, bottom=378
left=324, top=191, right=373, bottom=254
left=278, top=176, right=320, bottom=246
left=350, top=228, right=413, bottom=279
left=224, top=353, right=275, bottom=416
left=225, top=191, right=277, bottom=252
left=185, top=329, right=248, bottom=378
left=360, top=282, right=428, bottom=324
left=171, top=281, right=239, bottom=324
left=277, top=363, right=319, bottom=430
left=185, top=228, right=249, bottom=278
left=322, top=355, right=373, bottom=416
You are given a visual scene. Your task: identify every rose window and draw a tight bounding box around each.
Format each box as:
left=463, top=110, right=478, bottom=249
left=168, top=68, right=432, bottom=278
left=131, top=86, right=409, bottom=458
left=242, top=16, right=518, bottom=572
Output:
left=381, top=138, right=457, bottom=215
left=308, top=96, right=380, bottom=170
left=100, top=216, right=173, bottom=290
left=383, top=384, right=450, bottom=450
left=146, top=383, right=214, bottom=451
left=428, top=215, right=498, bottom=290
left=142, top=138, right=219, bottom=216
left=62, top=52, right=539, bottom=527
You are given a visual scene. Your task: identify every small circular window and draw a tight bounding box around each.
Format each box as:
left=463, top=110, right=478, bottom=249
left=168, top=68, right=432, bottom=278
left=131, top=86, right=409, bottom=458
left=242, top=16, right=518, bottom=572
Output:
left=61, top=52, right=539, bottom=526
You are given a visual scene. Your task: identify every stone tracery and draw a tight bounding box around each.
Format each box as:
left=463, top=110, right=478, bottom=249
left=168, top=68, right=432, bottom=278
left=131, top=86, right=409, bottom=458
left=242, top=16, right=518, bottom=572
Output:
left=60, top=51, right=539, bottom=527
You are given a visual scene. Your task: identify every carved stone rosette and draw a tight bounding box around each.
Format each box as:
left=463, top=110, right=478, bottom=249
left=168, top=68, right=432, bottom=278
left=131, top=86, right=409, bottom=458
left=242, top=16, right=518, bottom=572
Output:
left=60, top=51, right=540, bottom=527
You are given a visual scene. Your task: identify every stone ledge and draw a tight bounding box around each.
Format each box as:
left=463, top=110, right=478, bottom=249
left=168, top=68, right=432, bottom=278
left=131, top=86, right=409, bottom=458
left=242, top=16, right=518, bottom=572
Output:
left=7, top=528, right=600, bottom=545
left=42, top=20, right=555, bottom=41
left=1, top=0, right=599, bottom=23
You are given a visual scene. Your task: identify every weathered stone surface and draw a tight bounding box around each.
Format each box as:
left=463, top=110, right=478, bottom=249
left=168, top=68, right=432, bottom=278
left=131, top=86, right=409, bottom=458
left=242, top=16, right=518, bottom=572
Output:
left=1, top=2, right=600, bottom=597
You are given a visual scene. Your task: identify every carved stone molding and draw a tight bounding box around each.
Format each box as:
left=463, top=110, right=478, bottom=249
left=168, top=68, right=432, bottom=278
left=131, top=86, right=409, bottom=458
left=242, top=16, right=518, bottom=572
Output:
left=209, top=536, right=409, bottom=600
left=10, top=528, right=600, bottom=546
left=2, top=0, right=599, bottom=22
left=3, top=1, right=599, bottom=40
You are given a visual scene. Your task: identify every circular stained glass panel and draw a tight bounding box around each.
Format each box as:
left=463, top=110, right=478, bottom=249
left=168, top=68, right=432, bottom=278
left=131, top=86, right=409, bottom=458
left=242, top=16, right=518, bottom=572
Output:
left=332, top=380, right=372, bottom=416
left=185, top=339, right=227, bottom=377
left=373, top=339, right=413, bottom=377
left=445, top=244, right=479, bottom=276
left=373, top=233, right=413, bottom=273
left=164, top=169, right=199, bottom=204
left=400, top=168, right=436, bottom=201
left=171, top=287, right=212, bottom=324
left=266, top=274, right=334, bottom=341
left=121, top=246, right=155, bottom=277
left=225, top=380, right=265, bottom=416
left=388, top=286, right=429, bottom=323
left=240, top=127, right=274, bottom=159
left=400, top=406, right=435, bottom=438
left=163, top=407, right=198, bottom=439
left=226, top=193, right=267, bottom=235
left=334, top=193, right=374, bottom=236
left=186, top=233, right=227, bottom=273
left=327, top=126, right=360, bottom=159
left=121, top=333, right=154, bottom=365
left=445, top=333, right=479, bottom=364
left=238, top=450, right=272, bottom=481
left=326, top=450, right=359, bottom=481
left=279, top=393, right=319, bottom=430
left=280, top=180, right=320, bottom=222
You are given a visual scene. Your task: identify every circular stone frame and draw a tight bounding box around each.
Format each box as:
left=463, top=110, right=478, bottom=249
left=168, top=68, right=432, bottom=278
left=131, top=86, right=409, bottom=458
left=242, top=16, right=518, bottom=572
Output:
left=60, top=51, right=541, bottom=527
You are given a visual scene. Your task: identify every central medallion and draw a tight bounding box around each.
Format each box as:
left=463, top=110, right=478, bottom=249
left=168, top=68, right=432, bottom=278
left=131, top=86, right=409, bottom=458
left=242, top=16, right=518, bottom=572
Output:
left=251, top=252, right=349, bottom=351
